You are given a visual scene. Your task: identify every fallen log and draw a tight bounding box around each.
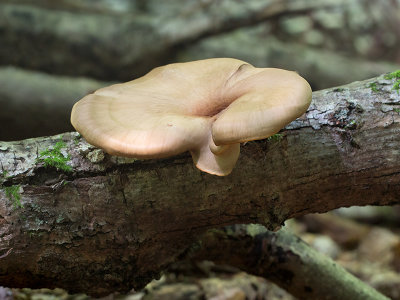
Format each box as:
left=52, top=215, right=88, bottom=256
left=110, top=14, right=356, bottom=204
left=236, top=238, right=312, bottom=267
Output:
left=0, top=73, right=399, bottom=295
left=0, top=67, right=109, bottom=141
left=0, top=0, right=342, bottom=80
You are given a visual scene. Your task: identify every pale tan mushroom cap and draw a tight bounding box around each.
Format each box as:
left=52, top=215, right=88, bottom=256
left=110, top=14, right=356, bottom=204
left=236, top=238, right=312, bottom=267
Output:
left=212, top=66, right=312, bottom=145
left=71, top=58, right=311, bottom=175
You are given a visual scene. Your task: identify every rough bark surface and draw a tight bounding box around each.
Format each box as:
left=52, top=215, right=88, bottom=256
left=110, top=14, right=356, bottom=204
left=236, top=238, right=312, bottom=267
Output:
left=0, top=74, right=400, bottom=295
left=2, top=61, right=399, bottom=141
left=0, top=0, right=342, bottom=81
left=181, top=32, right=400, bottom=90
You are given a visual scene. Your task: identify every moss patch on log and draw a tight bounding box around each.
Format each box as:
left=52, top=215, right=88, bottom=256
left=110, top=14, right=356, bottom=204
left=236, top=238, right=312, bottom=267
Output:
left=384, top=70, right=400, bottom=94
left=36, top=139, right=72, bottom=172
left=4, top=184, right=23, bottom=209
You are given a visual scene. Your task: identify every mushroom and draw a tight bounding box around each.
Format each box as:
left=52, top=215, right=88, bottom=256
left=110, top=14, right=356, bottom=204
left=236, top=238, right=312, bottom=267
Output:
left=71, top=58, right=311, bottom=176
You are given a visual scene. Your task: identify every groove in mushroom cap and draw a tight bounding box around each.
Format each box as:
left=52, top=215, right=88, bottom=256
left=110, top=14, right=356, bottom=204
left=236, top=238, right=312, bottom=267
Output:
left=212, top=68, right=312, bottom=145
left=71, top=58, right=312, bottom=176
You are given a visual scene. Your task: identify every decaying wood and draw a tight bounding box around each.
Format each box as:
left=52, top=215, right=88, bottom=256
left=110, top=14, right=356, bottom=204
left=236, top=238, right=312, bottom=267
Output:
left=0, top=67, right=109, bottom=141
left=188, top=225, right=389, bottom=300
left=0, top=0, right=342, bottom=81
left=183, top=33, right=400, bottom=90
left=0, top=73, right=400, bottom=296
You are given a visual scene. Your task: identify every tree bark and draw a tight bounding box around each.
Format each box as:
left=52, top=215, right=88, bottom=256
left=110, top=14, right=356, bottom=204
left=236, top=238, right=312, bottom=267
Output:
left=0, top=0, right=342, bottom=81
left=0, top=67, right=109, bottom=141
left=181, top=32, right=400, bottom=90
left=1, top=60, right=398, bottom=141
left=0, top=73, right=400, bottom=296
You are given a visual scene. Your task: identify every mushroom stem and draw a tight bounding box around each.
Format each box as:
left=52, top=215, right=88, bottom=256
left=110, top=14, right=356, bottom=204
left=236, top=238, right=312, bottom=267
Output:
left=191, top=132, right=240, bottom=176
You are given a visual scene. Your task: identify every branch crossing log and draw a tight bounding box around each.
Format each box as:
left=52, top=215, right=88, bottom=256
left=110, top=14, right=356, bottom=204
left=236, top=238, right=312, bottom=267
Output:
left=189, top=225, right=389, bottom=300
left=0, top=0, right=344, bottom=80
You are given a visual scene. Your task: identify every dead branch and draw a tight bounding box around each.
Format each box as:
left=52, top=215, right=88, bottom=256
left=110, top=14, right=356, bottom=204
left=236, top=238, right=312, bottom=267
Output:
left=188, top=225, right=389, bottom=300
left=0, top=73, right=399, bottom=295
left=0, top=0, right=342, bottom=80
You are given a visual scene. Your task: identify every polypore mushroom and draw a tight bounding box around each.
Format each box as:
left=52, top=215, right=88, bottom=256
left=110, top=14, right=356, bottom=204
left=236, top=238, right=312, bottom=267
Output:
left=71, top=58, right=311, bottom=176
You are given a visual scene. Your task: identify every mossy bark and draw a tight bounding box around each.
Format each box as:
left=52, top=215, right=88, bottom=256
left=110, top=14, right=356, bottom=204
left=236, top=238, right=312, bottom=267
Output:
left=190, top=225, right=389, bottom=300
left=0, top=74, right=400, bottom=296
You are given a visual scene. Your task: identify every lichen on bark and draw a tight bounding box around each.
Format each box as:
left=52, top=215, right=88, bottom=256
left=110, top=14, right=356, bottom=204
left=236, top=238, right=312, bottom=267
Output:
left=0, top=73, right=399, bottom=296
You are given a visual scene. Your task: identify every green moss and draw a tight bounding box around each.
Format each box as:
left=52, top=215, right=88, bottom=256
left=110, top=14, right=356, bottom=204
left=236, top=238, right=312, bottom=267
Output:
left=393, top=80, right=400, bottom=94
left=384, top=70, right=400, bottom=95
left=267, top=133, right=284, bottom=142
left=394, top=108, right=400, bottom=113
left=385, top=70, right=400, bottom=80
left=36, top=139, right=72, bottom=172
left=369, top=82, right=379, bottom=92
left=0, top=170, right=8, bottom=185
left=4, top=185, right=23, bottom=209
left=74, top=133, right=81, bottom=145
left=345, top=120, right=357, bottom=129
